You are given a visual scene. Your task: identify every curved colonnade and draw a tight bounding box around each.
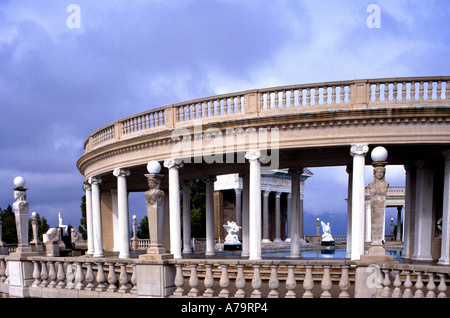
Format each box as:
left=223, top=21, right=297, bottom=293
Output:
left=77, top=76, right=450, bottom=263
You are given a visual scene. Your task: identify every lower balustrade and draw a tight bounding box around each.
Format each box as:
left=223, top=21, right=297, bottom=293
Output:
left=0, top=256, right=449, bottom=298
left=168, top=259, right=356, bottom=298
left=27, top=257, right=137, bottom=298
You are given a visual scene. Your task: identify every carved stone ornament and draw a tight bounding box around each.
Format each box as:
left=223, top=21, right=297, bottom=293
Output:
left=145, top=175, right=165, bottom=205
left=113, top=168, right=131, bottom=177
left=163, top=159, right=184, bottom=169
left=368, top=165, right=389, bottom=197
left=244, top=150, right=261, bottom=161
left=350, top=144, right=369, bottom=157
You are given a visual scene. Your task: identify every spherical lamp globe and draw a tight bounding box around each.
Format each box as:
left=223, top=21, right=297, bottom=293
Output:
left=13, top=176, right=26, bottom=189
left=147, top=160, right=161, bottom=174
left=371, top=146, right=388, bottom=162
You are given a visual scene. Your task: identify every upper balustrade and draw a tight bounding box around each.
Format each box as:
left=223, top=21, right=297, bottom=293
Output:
left=83, top=76, right=450, bottom=153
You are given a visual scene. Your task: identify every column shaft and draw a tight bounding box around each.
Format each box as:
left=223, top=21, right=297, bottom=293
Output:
left=205, top=176, right=216, bottom=256
left=262, top=191, right=271, bottom=243
left=274, top=192, right=282, bottom=242
left=241, top=174, right=250, bottom=257
left=246, top=151, right=262, bottom=260
left=114, top=168, right=131, bottom=259
left=350, top=144, right=368, bottom=260
left=439, top=150, right=450, bottom=265
left=182, top=181, right=192, bottom=254
left=90, top=177, right=104, bottom=257
left=83, top=183, right=95, bottom=256
left=164, top=160, right=183, bottom=259
left=289, top=169, right=301, bottom=258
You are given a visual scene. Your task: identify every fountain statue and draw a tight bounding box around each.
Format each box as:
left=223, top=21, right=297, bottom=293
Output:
left=321, top=221, right=335, bottom=246
left=223, top=221, right=242, bottom=251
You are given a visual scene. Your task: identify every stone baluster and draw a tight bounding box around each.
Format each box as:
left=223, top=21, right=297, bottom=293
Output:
left=402, top=271, right=413, bottom=298
left=4, top=261, right=8, bottom=284
left=268, top=265, right=279, bottom=298
left=173, top=264, right=185, bottom=297
left=118, top=263, right=130, bottom=293
left=107, top=262, right=117, bottom=292
left=320, top=266, right=332, bottom=298
left=74, top=262, right=85, bottom=291
left=130, top=264, right=137, bottom=294
left=285, top=265, right=297, bottom=298
left=40, top=261, right=49, bottom=288
left=56, top=261, right=66, bottom=289
left=47, top=261, right=57, bottom=288
left=303, top=266, right=314, bottom=298
left=188, top=264, right=199, bottom=297
left=381, top=269, right=391, bottom=298
left=219, top=264, right=230, bottom=298
left=65, top=261, right=75, bottom=289
left=203, top=264, right=214, bottom=297
left=437, top=273, right=447, bottom=298
left=426, top=273, right=436, bottom=298
left=414, top=272, right=424, bottom=298
left=85, top=262, right=96, bottom=291
left=234, top=264, right=246, bottom=298
left=31, top=260, right=41, bottom=287
left=251, top=265, right=262, bottom=298
left=338, top=266, right=350, bottom=298
left=392, top=270, right=402, bottom=298
left=95, top=262, right=107, bottom=292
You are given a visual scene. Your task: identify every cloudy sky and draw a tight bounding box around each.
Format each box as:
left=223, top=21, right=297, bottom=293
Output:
left=0, top=1, right=449, bottom=235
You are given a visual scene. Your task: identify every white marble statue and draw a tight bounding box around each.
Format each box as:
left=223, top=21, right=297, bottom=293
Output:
left=58, top=212, right=69, bottom=236
left=223, top=221, right=241, bottom=245
left=321, top=221, right=335, bottom=242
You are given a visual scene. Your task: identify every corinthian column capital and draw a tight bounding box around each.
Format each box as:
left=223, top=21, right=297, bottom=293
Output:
left=350, top=144, right=369, bottom=157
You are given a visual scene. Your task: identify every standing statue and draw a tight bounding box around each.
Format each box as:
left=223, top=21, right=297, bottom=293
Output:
left=321, top=221, right=335, bottom=245
left=223, top=221, right=242, bottom=251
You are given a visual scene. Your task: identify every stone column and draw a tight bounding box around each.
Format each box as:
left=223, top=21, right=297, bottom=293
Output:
left=140, top=164, right=172, bottom=260
left=438, top=150, right=450, bottom=265
left=241, top=173, right=250, bottom=257
left=246, top=150, right=262, bottom=260
left=350, top=144, right=368, bottom=261
left=234, top=188, right=242, bottom=232
left=110, top=189, right=119, bottom=252
left=411, top=160, right=434, bottom=261
left=285, top=193, right=291, bottom=242
left=164, top=159, right=183, bottom=259
left=396, top=207, right=402, bottom=241
left=402, top=164, right=416, bottom=259
left=182, top=180, right=192, bottom=254
left=205, top=176, right=217, bottom=256
left=262, top=190, right=271, bottom=243
left=289, top=168, right=302, bottom=258
left=83, top=182, right=95, bottom=256
left=113, top=168, right=131, bottom=259
left=345, top=165, right=352, bottom=258
left=89, top=177, right=104, bottom=257
left=274, top=192, right=282, bottom=243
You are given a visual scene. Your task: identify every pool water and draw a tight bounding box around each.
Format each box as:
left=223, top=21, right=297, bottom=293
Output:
left=261, top=246, right=403, bottom=259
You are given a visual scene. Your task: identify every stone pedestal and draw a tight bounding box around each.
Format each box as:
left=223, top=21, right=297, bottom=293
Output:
left=7, top=258, right=34, bottom=298
left=139, top=172, right=173, bottom=261
left=361, top=159, right=393, bottom=262
left=136, top=262, right=176, bottom=298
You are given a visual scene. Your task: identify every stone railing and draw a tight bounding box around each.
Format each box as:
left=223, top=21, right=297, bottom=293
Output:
left=1, top=255, right=449, bottom=298
left=365, top=263, right=450, bottom=298
left=0, top=256, right=137, bottom=298
left=168, top=259, right=355, bottom=298
left=83, top=76, right=450, bottom=153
